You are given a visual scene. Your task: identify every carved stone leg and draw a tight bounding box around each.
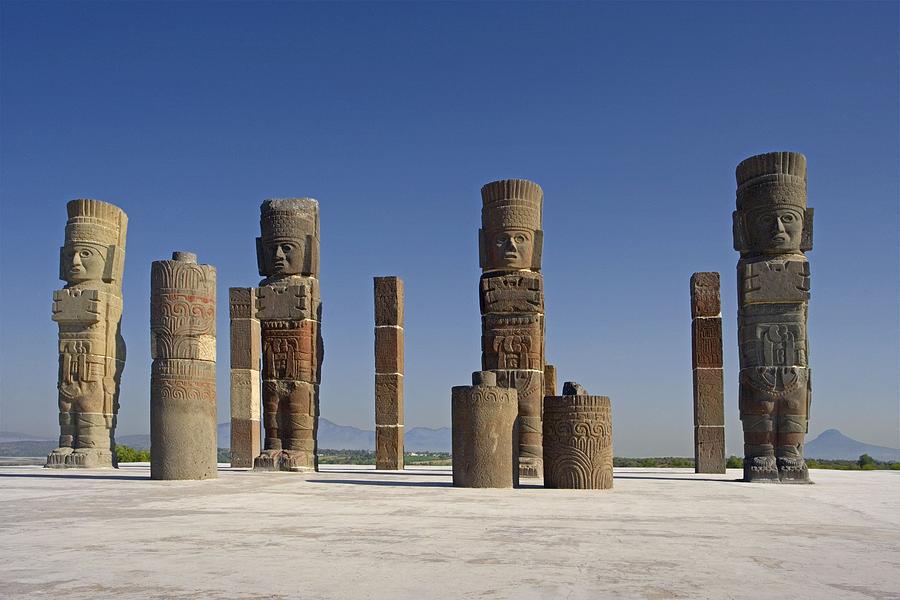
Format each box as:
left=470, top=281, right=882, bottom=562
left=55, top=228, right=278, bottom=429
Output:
left=283, top=382, right=315, bottom=472
left=254, top=383, right=283, bottom=470
left=46, top=410, right=75, bottom=467
left=741, top=415, right=778, bottom=482
left=68, top=412, right=114, bottom=468
left=777, top=413, right=810, bottom=483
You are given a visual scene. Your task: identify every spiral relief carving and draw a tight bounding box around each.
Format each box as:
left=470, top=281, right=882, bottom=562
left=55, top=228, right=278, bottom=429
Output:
left=150, top=252, right=217, bottom=481
left=543, top=395, right=613, bottom=490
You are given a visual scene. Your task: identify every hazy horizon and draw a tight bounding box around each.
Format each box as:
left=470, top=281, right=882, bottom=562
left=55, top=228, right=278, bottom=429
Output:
left=1, top=1, right=898, bottom=456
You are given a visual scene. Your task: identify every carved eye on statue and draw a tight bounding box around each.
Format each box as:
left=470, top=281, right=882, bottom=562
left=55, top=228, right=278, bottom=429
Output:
left=514, top=234, right=526, bottom=244
left=64, top=243, right=105, bottom=284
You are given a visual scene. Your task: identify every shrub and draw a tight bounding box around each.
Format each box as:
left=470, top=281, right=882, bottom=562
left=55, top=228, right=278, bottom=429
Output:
left=726, top=456, right=743, bottom=469
left=857, top=454, right=876, bottom=468
left=116, top=445, right=150, bottom=463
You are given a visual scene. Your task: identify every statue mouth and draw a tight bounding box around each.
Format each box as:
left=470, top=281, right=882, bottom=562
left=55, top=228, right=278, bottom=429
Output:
left=771, top=234, right=789, bottom=243
left=504, top=252, right=519, bottom=259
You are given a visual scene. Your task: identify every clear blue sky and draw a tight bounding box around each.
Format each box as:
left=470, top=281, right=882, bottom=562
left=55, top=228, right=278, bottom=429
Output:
left=1, top=1, right=897, bottom=455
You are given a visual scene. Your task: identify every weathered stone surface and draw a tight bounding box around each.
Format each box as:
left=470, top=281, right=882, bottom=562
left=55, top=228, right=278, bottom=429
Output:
left=690, top=272, right=721, bottom=318
left=693, top=368, right=724, bottom=427
left=247, top=198, right=324, bottom=472
left=375, top=373, right=404, bottom=425
left=543, top=395, right=613, bottom=490
left=230, top=369, right=261, bottom=421
left=492, top=369, right=543, bottom=478
left=374, top=277, right=404, bottom=326
left=479, top=272, right=544, bottom=314
left=230, top=318, right=261, bottom=370
left=481, top=314, right=543, bottom=371
left=479, top=179, right=543, bottom=272
left=375, top=426, right=404, bottom=470
left=735, top=151, right=813, bottom=483
left=691, top=317, right=723, bottom=369
left=543, top=364, right=557, bottom=398
left=562, top=381, right=587, bottom=396
left=47, top=199, right=127, bottom=470
left=740, top=259, right=810, bottom=304
left=150, top=253, right=217, bottom=481
left=230, top=418, right=260, bottom=469
left=478, top=179, right=547, bottom=479
left=261, top=319, right=322, bottom=384
left=229, top=287, right=256, bottom=320
left=374, top=326, right=403, bottom=374
left=256, top=279, right=321, bottom=322
left=451, top=372, right=518, bottom=488
left=257, top=198, right=320, bottom=279
left=695, top=426, right=726, bottom=473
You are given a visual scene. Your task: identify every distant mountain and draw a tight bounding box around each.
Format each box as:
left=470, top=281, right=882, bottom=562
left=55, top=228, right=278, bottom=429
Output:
left=405, top=426, right=451, bottom=453
left=806, top=429, right=900, bottom=462
left=0, top=432, right=51, bottom=443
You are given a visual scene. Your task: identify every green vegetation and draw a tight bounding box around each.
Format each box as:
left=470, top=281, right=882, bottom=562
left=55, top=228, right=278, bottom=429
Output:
left=317, top=449, right=451, bottom=466
left=613, top=457, right=694, bottom=468
left=726, top=456, right=744, bottom=469
left=115, top=445, right=150, bottom=463
left=806, top=455, right=898, bottom=470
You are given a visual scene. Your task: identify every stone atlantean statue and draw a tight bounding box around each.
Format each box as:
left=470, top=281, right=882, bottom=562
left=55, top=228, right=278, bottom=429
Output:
left=243, top=198, right=323, bottom=472
left=734, top=152, right=813, bottom=483
left=543, top=382, right=613, bottom=489
left=150, top=252, right=217, bottom=480
left=479, top=179, right=546, bottom=478
left=47, top=199, right=127, bottom=469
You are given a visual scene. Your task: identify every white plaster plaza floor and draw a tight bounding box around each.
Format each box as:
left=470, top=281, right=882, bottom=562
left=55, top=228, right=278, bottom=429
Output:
left=0, top=465, right=898, bottom=600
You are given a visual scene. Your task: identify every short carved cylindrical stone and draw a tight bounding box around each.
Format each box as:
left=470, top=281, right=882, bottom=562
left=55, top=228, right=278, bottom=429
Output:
left=47, top=199, right=128, bottom=469
left=690, top=272, right=725, bottom=474
left=479, top=179, right=546, bottom=479
left=150, top=252, right=217, bottom=480
left=734, top=152, right=813, bottom=483
left=375, top=276, right=404, bottom=470
left=451, top=372, right=518, bottom=488
left=543, top=395, right=613, bottom=490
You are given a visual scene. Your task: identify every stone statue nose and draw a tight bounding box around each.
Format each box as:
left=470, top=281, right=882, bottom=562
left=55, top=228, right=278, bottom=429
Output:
left=71, top=252, right=83, bottom=266
left=775, top=218, right=787, bottom=232
left=275, top=246, right=286, bottom=258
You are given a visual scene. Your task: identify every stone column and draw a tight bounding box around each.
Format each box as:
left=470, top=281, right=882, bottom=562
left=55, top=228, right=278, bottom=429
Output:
left=451, top=371, right=518, bottom=488
left=479, top=179, right=545, bottom=479
left=544, top=364, right=557, bottom=398
left=150, top=252, right=217, bottom=480
left=47, top=199, right=127, bottom=469
left=253, top=198, right=323, bottom=472
left=374, top=276, right=404, bottom=470
left=229, top=287, right=261, bottom=468
left=734, top=152, right=813, bottom=483
left=543, top=383, right=613, bottom=489
left=690, top=272, right=726, bottom=473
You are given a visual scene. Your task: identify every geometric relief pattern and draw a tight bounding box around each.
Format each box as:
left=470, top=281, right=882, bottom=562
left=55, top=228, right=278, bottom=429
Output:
left=542, top=396, right=613, bottom=490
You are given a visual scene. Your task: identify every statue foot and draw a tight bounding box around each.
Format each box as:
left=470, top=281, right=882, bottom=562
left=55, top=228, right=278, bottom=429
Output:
left=518, top=458, right=542, bottom=479
left=778, top=457, right=811, bottom=483
left=253, top=450, right=282, bottom=471
left=744, top=455, right=779, bottom=483
left=282, top=450, right=315, bottom=472
left=67, top=448, right=115, bottom=469
left=45, top=447, right=74, bottom=468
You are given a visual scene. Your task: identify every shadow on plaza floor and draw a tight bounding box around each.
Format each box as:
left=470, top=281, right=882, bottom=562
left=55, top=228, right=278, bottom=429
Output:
left=307, top=478, right=453, bottom=488
left=0, top=471, right=147, bottom=482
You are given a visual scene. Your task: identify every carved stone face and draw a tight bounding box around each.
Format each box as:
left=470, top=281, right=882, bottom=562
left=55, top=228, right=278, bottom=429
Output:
left=488, top=229, right=534, bottom=269
left=263, top=239, right=304, bottom=276
left=747, top=207, right=804, bottom=253
left=62, top=243, right=106, bottom=284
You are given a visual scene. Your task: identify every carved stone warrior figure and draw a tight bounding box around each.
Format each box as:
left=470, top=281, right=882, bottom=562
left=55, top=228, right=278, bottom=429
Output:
left=734, top=152, right=813, bottom=483
left=150, top=252, right=217, bottom=480
left=479, top=178, right=546, bottom=479
left=47, top=199, right=127, bottom=468
left=249, top=198, right=323, bottom=472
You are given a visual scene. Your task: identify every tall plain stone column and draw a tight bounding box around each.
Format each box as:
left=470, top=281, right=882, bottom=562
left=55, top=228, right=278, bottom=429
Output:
left=253, top=198, right=323, bottom=472
left=374, top=276, right=404, bottom=470
left=229, top=287, right=261, bottom=468
left=691, top=272, right=726, bottom=473
left=734, top=152, right=813, bottom=483
left=451, top=371, right=518, bottom=488
left=47, top=199, right=127, bottom=469
left=479, top=179, right=545, bottom=478
left=543, top=383, right=613, bottom=489
left=150, top=252, right=217, bottom=480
